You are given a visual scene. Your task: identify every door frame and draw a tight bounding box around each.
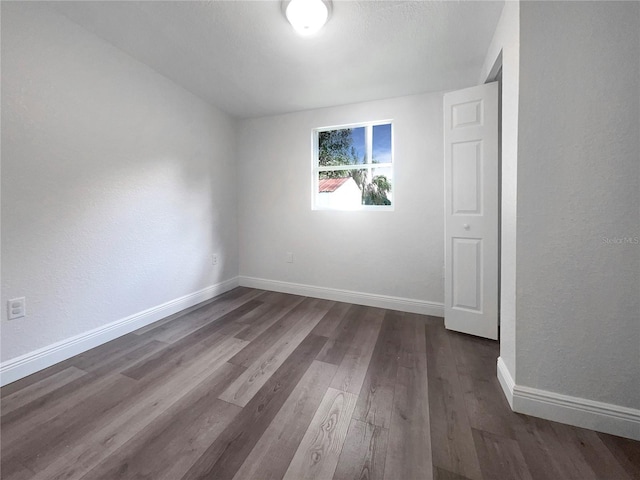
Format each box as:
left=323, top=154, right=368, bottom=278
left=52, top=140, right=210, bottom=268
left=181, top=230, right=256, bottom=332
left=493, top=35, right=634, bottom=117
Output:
left=485, top=53, right=503, bottom=339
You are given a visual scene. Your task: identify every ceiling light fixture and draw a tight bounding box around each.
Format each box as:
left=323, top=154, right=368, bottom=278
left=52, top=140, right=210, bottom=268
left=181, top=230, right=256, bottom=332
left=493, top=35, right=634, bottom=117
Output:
left=283, top=0, right=331, bottom=37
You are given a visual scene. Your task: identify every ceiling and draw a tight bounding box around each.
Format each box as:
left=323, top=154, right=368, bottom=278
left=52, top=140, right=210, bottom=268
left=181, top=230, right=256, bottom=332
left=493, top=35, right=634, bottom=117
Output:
left=50, top=1, right=504, bottom=119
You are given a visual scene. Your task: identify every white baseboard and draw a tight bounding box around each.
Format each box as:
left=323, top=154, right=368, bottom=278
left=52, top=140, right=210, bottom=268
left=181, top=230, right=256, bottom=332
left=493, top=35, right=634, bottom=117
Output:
left=497, top=356, right=515, bottom=409
left=0, top=277, right=239, bottom=387
left=496, top=357, right=640, bottom=441
left=238, top=276, right=444, bottom=317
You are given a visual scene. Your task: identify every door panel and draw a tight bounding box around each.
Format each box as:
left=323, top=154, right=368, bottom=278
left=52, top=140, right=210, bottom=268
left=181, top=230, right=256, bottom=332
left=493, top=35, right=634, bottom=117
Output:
left=452, top=141, right=482, bottom=215
left=444, top=83, right=498, bottom=340
left=452, top=237, right=482, bottom=312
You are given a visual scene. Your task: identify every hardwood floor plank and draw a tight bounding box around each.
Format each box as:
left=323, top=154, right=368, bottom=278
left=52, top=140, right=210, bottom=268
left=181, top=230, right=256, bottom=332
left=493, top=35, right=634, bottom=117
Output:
left=316, top=305, right=365, bottom=365
left=396, top=312, right=422, bottom=369
left=0, top=332, right=147, bottom=397
left=151, top=294, right=263, bottom=344
left=547, top=420, right=611, bottom=479
left=82, top=338, right=168, bottom=377
left=1, top=371, right=121, bottom=445
left=353, top=310, right=403, bottom=429
left=384, top=314, right=432, bottom=479
left=121, top=321, right=245, bottom=382
left=219, top=307, right=327, bottom=407
left=513, top=416, right=597, bottom=480
left=29, top=339, right=248, bottom=480
left=0, top=460, right=36, bottom=480
left=566, top=427, right=633, bottom=480
left=259, top=291, right=307, bottom=307
left=300, top=297, right=337, bottom=311
left=2, top=373, right=139, bottom=473
left=235, top=299, right=280, bottom=324
left=228, top=297, right=324, bottom=368
left=234, top=300, right=304, bottom=342
left=425, top=324, right=482, bottom=480
left=0, top=366, right=86, bottom=416
left=69, top=332, right=155, bottom=371
left=130, top=287, right=256, bottom=336
left=458, top=373, right=525, bottom=439
left=79, top=365, right=244, bottom=480
left=330, top=307, right=384, bottom=395
left=333, top=419, right=388, bottom=480
left=316, top=340, right=355, bottom=368
left=384, top=362, right=432, bottom=480
left=2, top=340, right=165, bottom=429
left=407, top=312, right=444, bottom=328
left=138, top=288, right=264, bottom=344
left=232, top=360, right=338, bottom=480
left=0, top=361, right=73, bottom=398
left=598, top=432, right=640, bottom=479
left=433, top=466, right=473, bottom=480
left=310, top=301, right=353, bottom=338
left=283, top=387, right=358, bottom=480
left=471, top=428, right=534, bottom=480
left=448, top=331, right=499, bottom=380
left=0, top=370, right=96, bottom=433
left=180, top=333, right=328, bottom=480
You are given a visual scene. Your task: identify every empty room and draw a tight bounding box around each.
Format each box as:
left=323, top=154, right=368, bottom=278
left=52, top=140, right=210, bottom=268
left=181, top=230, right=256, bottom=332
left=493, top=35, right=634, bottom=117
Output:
left=1, top=1, right=638, bottom=479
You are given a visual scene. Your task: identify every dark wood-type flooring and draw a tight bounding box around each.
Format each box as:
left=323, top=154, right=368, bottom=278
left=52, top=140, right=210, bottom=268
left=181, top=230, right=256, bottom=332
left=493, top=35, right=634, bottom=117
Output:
left=1, top=287, right=638, bottom=479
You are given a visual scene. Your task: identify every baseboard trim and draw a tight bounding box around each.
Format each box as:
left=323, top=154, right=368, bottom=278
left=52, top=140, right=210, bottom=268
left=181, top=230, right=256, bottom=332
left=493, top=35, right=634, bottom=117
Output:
left=238, top=276, right=444, bottom=317
left=496, top=357, right=640, bottom=440
left=0, top=277, right=239, bottom=387
left=497, top=356, right=515, bottom=409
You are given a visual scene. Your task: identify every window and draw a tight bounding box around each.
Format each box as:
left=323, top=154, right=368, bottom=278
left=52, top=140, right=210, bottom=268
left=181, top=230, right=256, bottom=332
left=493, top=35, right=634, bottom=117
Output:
left=312, top=121, right=393, bottom=210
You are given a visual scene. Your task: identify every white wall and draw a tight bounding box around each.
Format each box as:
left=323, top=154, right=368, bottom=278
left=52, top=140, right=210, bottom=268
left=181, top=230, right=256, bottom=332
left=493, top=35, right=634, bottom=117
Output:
left=1, top=4, right=238, bottom=364
left=479, top=0, right=520, bottom=386
left=237, top=93, right=445, bottom=311
left=516, top=0, right=639, bottom=411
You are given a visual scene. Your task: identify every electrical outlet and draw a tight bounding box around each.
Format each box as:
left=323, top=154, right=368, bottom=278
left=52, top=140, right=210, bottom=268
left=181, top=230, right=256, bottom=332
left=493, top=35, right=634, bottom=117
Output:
left=212, top=254, right=218, bottom=266
left=8, top=297, right=25, bottom=320
left=286, top=252, right=294, bottom=263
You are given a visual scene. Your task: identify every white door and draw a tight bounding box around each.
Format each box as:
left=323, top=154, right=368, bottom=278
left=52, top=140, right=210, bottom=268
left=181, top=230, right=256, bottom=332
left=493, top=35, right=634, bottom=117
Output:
left=444, top=82, right=499, bottom=340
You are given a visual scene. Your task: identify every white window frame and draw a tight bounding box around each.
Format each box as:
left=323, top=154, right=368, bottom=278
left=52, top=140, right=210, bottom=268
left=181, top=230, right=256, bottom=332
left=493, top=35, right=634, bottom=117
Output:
left=311, top=120, right=394, bottom=211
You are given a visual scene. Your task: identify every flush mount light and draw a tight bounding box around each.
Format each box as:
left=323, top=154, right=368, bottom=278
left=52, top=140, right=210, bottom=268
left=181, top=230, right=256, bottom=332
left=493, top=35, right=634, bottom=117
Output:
left=283, top=0, right=332, bottom=36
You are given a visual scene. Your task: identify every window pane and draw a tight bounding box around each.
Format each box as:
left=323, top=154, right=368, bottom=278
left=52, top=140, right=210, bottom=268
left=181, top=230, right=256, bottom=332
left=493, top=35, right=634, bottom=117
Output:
left=317, top=171, right=363, bottom=209
left=372, top=123, right=392, bottom=164
left=362, top=166, right=393, bottom=206
left=351, top=127, right=366, bottom=164
left=318, top=127, right=366, bottom=167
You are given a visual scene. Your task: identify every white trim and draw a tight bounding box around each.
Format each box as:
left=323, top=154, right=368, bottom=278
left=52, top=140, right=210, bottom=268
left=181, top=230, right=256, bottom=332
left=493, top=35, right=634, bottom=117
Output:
left=0, top=277, right=239, bottom=387
left=496, top=356, right=515, bottom=408
left=496, top=357, right=640, bottom=441
left=513, top=386, right=640, bottom=441
left=317, top=162, right=393, bottom=172
left=315, top=119, right=395, bottom=133
left=238, top=276, right=444, bottom=317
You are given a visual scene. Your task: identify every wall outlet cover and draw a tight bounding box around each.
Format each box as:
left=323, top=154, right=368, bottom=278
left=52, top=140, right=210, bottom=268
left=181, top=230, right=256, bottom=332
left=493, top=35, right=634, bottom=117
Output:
left=8, top=297, right=26, bottom=320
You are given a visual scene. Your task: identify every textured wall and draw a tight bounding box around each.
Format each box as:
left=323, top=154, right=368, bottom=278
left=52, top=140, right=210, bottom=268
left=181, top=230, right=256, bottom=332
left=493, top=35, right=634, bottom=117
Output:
left=517, top=1, right=640, bottom=408
left=237, top=93, right=445, bottom=304
left=1, top=4, right=238, bottom=361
